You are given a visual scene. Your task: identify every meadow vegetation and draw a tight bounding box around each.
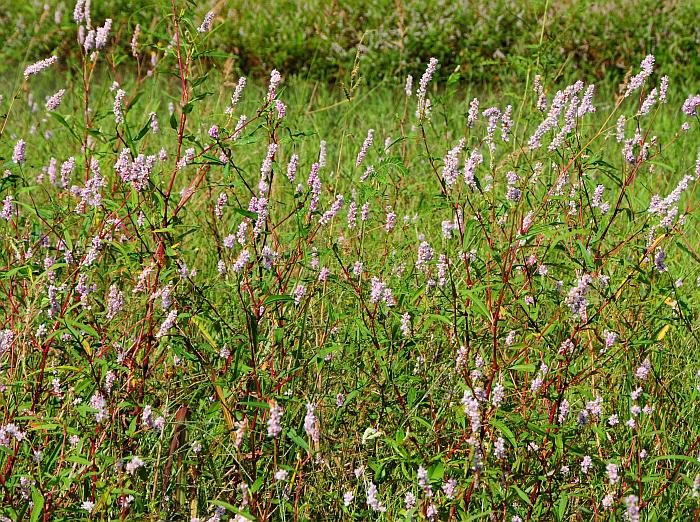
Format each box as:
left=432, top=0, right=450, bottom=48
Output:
left=0, top=1, right=699, bottom=521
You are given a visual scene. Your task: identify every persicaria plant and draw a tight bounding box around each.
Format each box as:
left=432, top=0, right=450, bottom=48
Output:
left=0, top=3, right=698, bottom=521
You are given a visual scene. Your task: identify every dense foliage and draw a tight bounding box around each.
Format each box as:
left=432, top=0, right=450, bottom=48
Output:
left=2, top=0, right=699, bottom=86
left=0, top=2, right=699, bottom=521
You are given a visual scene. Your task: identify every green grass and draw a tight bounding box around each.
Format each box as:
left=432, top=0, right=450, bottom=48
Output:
left=3, top=0, right=700, bottom=88
left=0, top=2, right=699, bottom=521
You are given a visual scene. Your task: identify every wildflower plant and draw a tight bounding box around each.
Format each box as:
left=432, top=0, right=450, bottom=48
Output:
left=0, top=2, right=698, bottom=521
